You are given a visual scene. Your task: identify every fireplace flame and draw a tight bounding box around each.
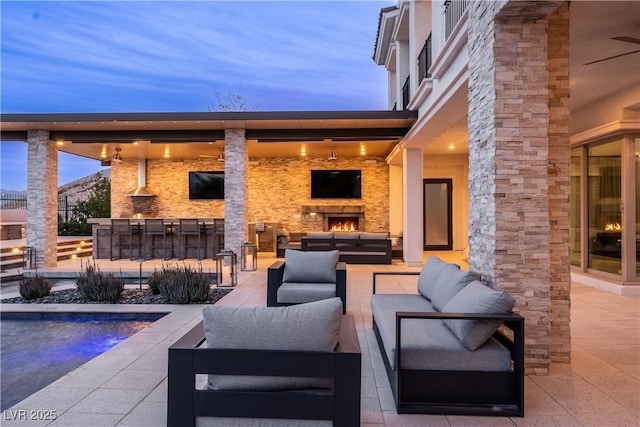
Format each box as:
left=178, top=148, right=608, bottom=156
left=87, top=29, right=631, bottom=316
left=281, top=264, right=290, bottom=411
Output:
left=604, top=222, right=621, bottom=232
left=330, top=221, right=358, bottom=232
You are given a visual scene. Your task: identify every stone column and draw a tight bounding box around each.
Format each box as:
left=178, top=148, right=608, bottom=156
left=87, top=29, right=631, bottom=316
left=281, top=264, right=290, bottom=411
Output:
left=547, top=2, right=571, bottom=364
left=224, top=128, right=248, bottom=255
left=403, top=148, right=423, bottom=267
left=26, top=130, right=58, bottom=268
left=467, top=0, right=563, bottom=375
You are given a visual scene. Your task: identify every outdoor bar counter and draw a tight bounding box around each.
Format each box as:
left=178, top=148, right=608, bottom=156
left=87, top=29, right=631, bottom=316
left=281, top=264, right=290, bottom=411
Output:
left=89, top=218, right=224, bottom=260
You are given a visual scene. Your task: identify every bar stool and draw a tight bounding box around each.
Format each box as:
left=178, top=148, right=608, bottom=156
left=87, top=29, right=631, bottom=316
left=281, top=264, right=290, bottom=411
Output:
left=110, top=219, right=142, bottom=260
left=144, top=219, right=173, bottom=260
left=212, top=218, right=225, bottom=258
left=178, top=219, right=205, bottom=260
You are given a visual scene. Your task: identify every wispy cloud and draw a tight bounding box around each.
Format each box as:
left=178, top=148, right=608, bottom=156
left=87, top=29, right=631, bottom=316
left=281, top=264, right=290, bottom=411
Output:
left=1, top=1, right=392, bottom=112
left=0, top=1, right=394, bottom=189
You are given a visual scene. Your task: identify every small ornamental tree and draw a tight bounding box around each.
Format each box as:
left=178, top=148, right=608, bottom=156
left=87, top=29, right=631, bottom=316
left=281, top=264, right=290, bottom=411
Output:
left=59, top=174, right=111, bottom=236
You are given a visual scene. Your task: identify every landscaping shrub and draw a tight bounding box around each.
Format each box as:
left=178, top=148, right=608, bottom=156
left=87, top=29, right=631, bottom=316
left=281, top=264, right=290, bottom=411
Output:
left=146, top=266, right=169, bottom=294
left=76, top=260, right=124, bottom=302
left=154, top=263, right=211, bottom=304
left=19, top=274, right=52, bottom=300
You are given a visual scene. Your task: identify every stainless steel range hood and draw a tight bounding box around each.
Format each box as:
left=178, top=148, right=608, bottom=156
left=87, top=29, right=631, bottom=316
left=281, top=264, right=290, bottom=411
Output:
left=128, top=160, right=156, bottom=197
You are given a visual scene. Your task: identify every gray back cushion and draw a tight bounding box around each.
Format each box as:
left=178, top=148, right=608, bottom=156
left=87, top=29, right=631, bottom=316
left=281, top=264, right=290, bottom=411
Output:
left=283, top=249, right=339, bottom=283
left=333, top=232, right=360, bottom=239
left=203, top=297, right=343, bottom=390
left=417, top=256, right=449, bottom=300
left=441, top=280, right=516, bottom=350
left=430, top=264, right=481, bottom=311
left=359, top=232, right=389, bottom=239
left=306, top=232, right=333, bottom=239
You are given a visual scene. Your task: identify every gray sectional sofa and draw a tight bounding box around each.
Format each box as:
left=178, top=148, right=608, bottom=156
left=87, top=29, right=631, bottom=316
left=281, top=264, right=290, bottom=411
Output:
left=371, top=256, right=525, bottom=416
left=302, top=231, right=392, bottom=264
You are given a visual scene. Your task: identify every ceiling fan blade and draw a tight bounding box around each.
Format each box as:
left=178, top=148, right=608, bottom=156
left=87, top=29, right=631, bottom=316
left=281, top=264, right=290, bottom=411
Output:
left=584, top=49, right=640, bottom=65
left=612, top=36, right=640, bottom=45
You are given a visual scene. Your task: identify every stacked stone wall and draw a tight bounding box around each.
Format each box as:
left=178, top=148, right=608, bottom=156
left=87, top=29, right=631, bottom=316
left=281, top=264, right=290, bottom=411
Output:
left=26, top=130, right=58, bottom=267
left=224, top=128, right=248, bottom=254
left=247, top=157, right=389, bottom=233
left=547, top=2, right=572, bottom=364
left=467, top=0, right=565, bottom=375
left=110, top=149, right=389, bottom=250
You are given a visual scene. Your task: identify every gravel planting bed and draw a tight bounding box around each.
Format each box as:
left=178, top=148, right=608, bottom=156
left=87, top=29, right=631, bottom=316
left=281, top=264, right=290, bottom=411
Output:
left=0, top=287, right=232, bottom=305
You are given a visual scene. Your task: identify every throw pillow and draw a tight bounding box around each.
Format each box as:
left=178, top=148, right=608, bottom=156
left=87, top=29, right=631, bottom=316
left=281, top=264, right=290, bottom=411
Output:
left=441, top=280, right=516, bottom=350
left=416, top=256, right=449, bottom=300
left=283, top=249, right=339, bottom=283
left=430, top=264, right=481, bottom=311
left=203, top=298, right=343, bottom=390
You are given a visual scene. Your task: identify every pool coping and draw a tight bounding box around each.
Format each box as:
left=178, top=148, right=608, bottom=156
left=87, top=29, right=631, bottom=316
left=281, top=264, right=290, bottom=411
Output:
left=0, top=301, right=208, bottom=426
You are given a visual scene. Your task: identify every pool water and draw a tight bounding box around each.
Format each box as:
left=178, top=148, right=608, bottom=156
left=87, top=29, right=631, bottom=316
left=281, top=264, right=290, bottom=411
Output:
left=0, top=312, right=167, bottom=411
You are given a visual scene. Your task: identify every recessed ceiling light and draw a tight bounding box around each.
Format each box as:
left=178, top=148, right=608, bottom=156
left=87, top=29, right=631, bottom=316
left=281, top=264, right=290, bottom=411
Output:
left=448, top=144, right=455, bottom=150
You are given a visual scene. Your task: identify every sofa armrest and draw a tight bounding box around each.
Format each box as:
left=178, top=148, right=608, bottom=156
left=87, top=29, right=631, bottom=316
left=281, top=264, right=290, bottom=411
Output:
left=394, top=311, right=524, bottom=375
left=168, top=316, right=362, bottom=426
left=336, top=262, right=347, bottom=314
left=372, top=271, right=420, bottom=294
left=267, top=261, right=285, bottom=307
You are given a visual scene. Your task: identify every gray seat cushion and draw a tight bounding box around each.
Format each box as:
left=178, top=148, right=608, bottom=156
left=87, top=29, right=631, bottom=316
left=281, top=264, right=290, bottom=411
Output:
left=283, top=249, right=339, bottom=283
left=203, top=298, right=343, bottom=391
left=278, top=282, right=336, bottom=304
left=371, top=294, right=511, bottom=372
left=442, top=280, right=516, bottom=350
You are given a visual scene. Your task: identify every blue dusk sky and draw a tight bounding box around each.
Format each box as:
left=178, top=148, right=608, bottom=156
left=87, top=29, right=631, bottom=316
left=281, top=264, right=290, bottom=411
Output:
left=0, top=0, right=392, bottom=191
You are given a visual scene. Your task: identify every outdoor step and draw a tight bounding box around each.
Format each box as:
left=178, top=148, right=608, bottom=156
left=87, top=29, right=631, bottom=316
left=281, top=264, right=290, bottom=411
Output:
left=0, top=251, right=24, bottom=261
left=0, top=269, right=22, bottom=283
left=0, top=260, right=25, bottom=271
left=0, top=238, right=94, bottom=267
left=57, top=244, right=93, bottom=254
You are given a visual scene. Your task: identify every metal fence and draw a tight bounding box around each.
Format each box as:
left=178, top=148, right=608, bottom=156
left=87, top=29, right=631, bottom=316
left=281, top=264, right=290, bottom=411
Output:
left=417, top=33, right=433, bottom=81
left=444, top=0, right=468, bottom=40
left=0, top=194, right=78, bottom=222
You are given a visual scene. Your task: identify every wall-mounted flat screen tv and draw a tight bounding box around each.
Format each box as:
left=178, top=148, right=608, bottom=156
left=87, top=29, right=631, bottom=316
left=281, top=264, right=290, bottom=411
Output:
left=189, top=171, right=224, bottom=200
left=311, top=170, right=362, bottom=199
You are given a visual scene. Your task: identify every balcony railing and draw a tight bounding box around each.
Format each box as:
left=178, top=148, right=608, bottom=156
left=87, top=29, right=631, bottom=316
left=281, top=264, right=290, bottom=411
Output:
left=418, top=33, right=433, bottom=81
left=444, top=0, right=468, bottom=40
left=402, top=76, right=410, bottom=110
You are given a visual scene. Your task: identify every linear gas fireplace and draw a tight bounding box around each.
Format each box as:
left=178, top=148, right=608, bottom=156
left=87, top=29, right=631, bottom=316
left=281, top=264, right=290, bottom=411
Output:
left=302, top=205, right=365, bottom=232
left=327, top=216, right=360, bottom=232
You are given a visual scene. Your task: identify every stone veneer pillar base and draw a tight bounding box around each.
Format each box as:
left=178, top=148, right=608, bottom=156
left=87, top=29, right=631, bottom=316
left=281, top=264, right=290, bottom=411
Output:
left=27, top=130, right=58, bottom=268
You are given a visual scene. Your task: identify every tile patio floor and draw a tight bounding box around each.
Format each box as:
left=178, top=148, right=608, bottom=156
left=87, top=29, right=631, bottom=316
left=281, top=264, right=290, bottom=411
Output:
left=0, top=252, right=638, bottom=426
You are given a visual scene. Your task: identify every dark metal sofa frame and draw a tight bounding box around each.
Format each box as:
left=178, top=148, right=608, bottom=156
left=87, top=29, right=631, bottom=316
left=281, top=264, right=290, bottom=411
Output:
left=267, top=261, right=347, bottom=314
left=301, top=238, right=392, bottom=264
left=167, top=315, right=362, bottom=427
left=372, top=272, right=525, bottom=417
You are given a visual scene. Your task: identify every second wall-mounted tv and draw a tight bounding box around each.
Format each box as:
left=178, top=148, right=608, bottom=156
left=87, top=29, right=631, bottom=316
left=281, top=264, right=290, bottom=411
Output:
left=311, top=170, right=362, bottom=199
left=189, top=171, right=224, bottom=200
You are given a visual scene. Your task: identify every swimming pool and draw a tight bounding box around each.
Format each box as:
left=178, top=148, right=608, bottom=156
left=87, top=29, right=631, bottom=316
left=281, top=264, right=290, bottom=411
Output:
left=0, top=312, right=167, bottom=411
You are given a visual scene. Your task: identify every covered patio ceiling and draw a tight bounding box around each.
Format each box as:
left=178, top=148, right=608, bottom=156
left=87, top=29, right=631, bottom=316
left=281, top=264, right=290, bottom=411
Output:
left=0, top=110, right=417, bottom=161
